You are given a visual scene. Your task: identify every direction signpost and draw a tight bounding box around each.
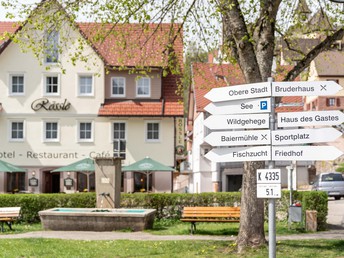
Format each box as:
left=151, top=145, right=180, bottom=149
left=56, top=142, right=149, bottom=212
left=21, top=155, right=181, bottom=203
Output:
left=277, top=110, right=344, bottom=127
left=272, top=127, right=342, bottom=145
left=204, top=146, right=271, bottom=162
left=203, top=113, right=270, bottom=130
left=272, top=145, right=343, bottom=161
left=204, top=82, right=271, bottom=102
left=272, top=81, right=342, bottom=96
left=204, top=98, right=271, bottom=115
left=203, top=79, right=344, bottom=258
left=204, top=129, right=271, bottom=146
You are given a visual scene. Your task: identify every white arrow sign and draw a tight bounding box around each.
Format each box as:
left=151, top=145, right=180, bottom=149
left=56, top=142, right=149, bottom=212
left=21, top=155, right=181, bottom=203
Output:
left=205, top=82, right=271, bottom=102
left=277, top=110, right=344, bottom=127
left=205, top=146, right=271, bottom=162
left=272, top=127, right=342, bottom=145
left=204, top=98, right=271, bottom=115
left=204, top=130, right=271, bottom=146
left=204, top=113, right=270, bottom=130
left=272, top=81, right=342, bottom=96
left=272, top=145, right=343, bottom=161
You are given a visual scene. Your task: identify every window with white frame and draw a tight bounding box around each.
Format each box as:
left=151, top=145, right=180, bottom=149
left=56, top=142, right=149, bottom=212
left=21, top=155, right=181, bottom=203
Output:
left=111, top=77, right=126, bottom=97
left=10, top=74, right=24, bottom=95
left=44, top=74, right=59, bottom=95
left=78, top=75, right=93, bottom=96
left=113, top=122, right=126, bottom=159
left=44, top=121, right=59, bottom=142
left=10, top=121, right=24, bottom=141
left=146, top=122, right=160, bottom=141
left=45, top=30, right=59, bottom=63
left=136, top=77, right=150, bottom=97
left=78, top=122, right=93, bottom=141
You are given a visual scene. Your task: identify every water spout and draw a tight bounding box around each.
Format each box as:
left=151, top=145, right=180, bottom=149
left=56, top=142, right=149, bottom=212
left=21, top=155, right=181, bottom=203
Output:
left=99, top=192, right=110, bottom=197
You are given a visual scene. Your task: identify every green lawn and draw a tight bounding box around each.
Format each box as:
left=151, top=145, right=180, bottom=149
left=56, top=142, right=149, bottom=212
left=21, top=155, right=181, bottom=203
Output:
left=0, top=220, right=341, bottom=258
left=0, top=239, right=343, bottom=258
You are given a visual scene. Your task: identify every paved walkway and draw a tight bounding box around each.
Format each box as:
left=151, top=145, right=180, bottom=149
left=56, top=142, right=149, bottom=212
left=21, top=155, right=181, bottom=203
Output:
left=0, top=226, right=343, bottom=241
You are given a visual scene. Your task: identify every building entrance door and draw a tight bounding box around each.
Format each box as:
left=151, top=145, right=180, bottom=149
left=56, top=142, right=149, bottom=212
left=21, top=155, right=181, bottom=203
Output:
left=43, top=171, right=60, bottom=193
left=226, top=175, right=242, bottom=192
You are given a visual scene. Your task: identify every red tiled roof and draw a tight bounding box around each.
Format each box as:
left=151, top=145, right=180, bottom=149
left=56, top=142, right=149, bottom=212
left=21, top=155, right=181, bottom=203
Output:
left=77, top=23, right=183, bottom=68
left=0, top=21, right=19, bottom=46
left=0, top=22, right=183, bottom=69
left=99, top=74, right=183, bottom=116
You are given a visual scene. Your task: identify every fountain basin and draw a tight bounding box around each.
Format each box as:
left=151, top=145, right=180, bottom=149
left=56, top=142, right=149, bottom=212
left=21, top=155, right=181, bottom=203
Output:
left=39, top=208, right=156, bottom=231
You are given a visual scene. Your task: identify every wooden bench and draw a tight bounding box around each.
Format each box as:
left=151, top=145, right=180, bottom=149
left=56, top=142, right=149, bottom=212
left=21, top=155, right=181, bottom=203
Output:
left=0, top=207, right=21, bottom=232
left=181, top=206, right=240, bottom=234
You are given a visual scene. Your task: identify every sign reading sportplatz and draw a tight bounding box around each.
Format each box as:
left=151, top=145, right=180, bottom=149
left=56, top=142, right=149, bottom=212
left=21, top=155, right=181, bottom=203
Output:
left=271, top=127, right=342, bottom=145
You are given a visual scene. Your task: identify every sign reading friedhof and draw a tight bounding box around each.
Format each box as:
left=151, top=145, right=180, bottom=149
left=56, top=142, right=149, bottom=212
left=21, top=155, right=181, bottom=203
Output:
left=272, top=145, right=343, bottom=161
left=204, top=130, right=271, bottom=146
left=277, top=110, right=344, bottom=127
left=204, top=98, right=271, bottom=115
left=203, top=113, right=270, bottom=130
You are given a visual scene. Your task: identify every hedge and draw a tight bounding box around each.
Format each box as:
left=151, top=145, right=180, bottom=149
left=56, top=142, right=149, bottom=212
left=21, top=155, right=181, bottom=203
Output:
left=0, top=190, right=328, bottom=230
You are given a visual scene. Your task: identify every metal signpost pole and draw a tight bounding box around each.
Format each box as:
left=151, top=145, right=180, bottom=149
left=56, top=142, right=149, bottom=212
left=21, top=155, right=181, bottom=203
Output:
left=268, top=77, right=276, bottom=258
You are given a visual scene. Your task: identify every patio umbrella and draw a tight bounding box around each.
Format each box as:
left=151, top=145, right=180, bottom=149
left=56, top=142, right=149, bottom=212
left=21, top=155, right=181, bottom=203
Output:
left=122, top=156, right=175, bottom=192
left=51, top=158, right=94, bottom=191
left=0, top=160, right=26, bottom=173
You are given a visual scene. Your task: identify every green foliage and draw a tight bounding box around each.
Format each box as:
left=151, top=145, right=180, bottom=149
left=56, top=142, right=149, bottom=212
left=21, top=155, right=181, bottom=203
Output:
left=0, top=193, right=96, bottom=223
left=0, top=191, right=327, bottom=230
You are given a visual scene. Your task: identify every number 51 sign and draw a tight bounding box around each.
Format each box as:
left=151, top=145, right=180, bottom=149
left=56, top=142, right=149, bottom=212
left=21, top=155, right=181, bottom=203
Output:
left=257, top=169, right=281, bottom=198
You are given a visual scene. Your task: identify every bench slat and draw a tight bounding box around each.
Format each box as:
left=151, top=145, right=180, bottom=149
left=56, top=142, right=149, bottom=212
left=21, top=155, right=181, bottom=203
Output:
left=181, top=206, right=240, bottom=234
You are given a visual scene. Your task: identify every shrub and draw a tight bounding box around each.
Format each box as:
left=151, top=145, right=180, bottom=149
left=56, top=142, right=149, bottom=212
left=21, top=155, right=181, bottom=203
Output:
left=0, top=191, right=327, bottom=229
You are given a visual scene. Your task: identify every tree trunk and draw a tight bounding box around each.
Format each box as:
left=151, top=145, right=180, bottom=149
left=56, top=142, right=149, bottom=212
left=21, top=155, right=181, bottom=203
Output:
left=236, top=161, right=267, bottom=252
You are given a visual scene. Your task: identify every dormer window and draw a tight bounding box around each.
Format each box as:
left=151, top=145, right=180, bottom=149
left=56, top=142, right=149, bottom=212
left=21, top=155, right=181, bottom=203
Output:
left=111, top=77, right=125, bottom=97
left=136, top=77, right=150, bottom=97
left=45, top=30, right=59, bottom=63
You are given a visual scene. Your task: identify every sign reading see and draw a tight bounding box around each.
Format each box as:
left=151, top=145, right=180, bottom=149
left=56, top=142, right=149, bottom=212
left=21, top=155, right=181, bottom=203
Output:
left=257, top=169, right=281, bottom=184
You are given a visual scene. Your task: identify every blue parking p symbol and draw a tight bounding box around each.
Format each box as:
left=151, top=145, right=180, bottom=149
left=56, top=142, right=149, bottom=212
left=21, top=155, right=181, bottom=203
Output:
left=260, top=101, right=268, bottom=110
